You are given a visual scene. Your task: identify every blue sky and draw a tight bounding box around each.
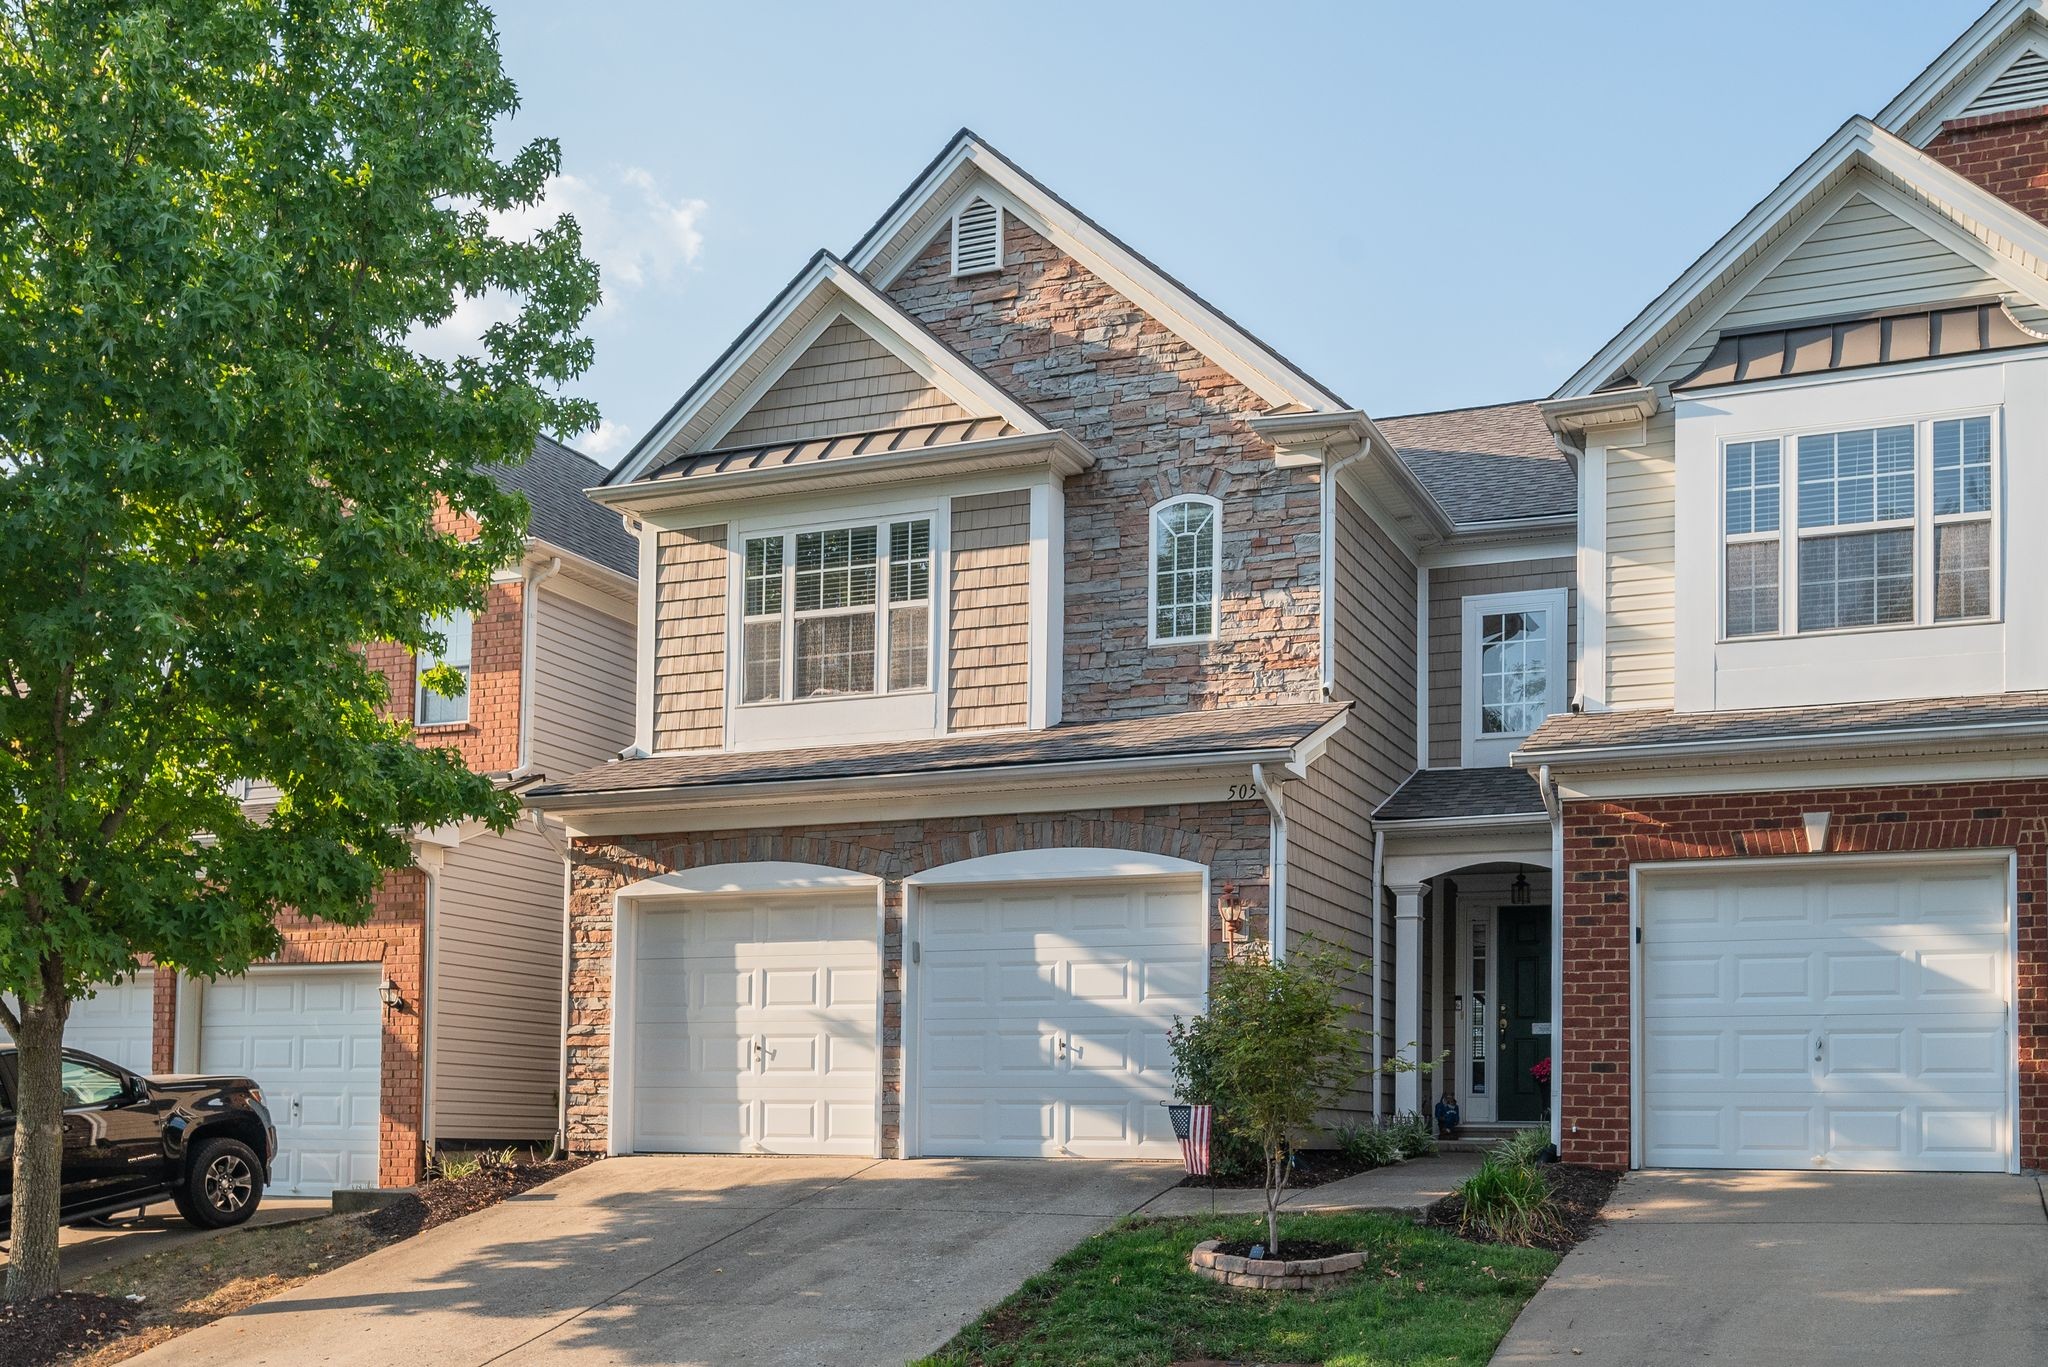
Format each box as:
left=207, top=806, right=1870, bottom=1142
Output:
left=483, top=0, right=1984, bottom=461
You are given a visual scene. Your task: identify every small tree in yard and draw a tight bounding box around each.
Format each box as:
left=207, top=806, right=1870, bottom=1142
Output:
left=1171, top=942, right=1365, bottom=1257
left=0, top=1, right=598, bottom=1302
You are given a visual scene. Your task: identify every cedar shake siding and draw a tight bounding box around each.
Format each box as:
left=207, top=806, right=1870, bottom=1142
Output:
left=883, top=216, right=1323, bottom=720
left=1427, top=557, right=1577, bottom=767
left=563, top=802, right=1272, bottom=1159
left=947, top=489, right=1031, bottom=732
left=721, top=317, right=971, bottom=447
left=653, top=525, right=727, bottom=752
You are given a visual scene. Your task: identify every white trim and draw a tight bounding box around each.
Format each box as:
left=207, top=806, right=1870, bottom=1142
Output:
left=1418, top=533, right=1579, bottom=569
left=631, top=519, right=660, bottom=756
left=851, top=135, right=1343, bottom=412
left=413, top=608, right=472, bottom=727
left=1414, top=566, right=1430, bottom=769
left=1027, top=482, right=1060, bottom=729
left=1626, top=849, right=2019, bottom=1174
left=1146, top=493, right=1222, bottom=647
left=1460, top=588, right=1569, bottom=768
left=1577, top=441, right=1608, bottom=711
left=617, top=862, right=886, bottom=899
left=1878, top=1, right=2048, bottom=142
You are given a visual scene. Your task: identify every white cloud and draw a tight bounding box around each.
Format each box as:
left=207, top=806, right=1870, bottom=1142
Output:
left=578, top=418, right=632, bottom=457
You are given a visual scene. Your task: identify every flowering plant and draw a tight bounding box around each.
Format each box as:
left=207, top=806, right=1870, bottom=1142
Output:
left=1531, top=1057, right=1552, bottom=1086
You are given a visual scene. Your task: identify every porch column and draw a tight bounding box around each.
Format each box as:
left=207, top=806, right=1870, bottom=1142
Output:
left=1390, top=883, right=1426, bottom=1116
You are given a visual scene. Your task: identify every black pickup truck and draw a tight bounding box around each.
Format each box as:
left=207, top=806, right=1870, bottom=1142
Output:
left=0, top=1047, right=277, bottom=1234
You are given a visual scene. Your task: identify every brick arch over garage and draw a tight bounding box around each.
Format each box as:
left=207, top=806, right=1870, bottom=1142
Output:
left=563, top=802, right=1271, bottom=1157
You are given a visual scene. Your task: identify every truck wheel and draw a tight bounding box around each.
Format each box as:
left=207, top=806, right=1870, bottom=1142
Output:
left=175, top=1136, right=265, bottom=1229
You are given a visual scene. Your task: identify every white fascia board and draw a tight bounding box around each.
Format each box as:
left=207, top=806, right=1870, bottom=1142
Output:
left=1420, top=524, right=1577, bottom=568
left=850, top=135, right=1344, bottom=413
left=1555, top=118, right=2048, bottom=400
left=522, top=537, right=636, bottom=603
left=608, top=254, right=1042, bottom=488
left=1514, top=718, right=2048, bottom=773
left=1370, top=811, right=1550, bottom=835
left=1285, top=707, right=1353, bottom=778
left=586, top=430, right=1096, bottom=519
left=1877, top=0, right=2046, bottom=140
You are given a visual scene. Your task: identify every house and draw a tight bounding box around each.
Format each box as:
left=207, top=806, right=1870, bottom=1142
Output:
left=1517, top=0, right=2048, bottom=1175
left=50, top=437, right=639, bottom=1194
left=522, top=131, right=1576, bottom=1162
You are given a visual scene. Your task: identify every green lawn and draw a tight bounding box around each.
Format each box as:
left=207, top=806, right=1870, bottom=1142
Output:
left=915, top=1212, right=1557, bottom=1367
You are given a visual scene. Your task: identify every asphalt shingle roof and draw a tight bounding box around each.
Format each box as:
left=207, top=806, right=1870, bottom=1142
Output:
left=490, top=436, right=637, bottom=578
left=527, top=701, right=1349, bottom=802
left=1520, top=691, right=2048, bottom=757
left=1376, top=401, right=1576, bottom=526
left=1374, top=767, right=1546, bottom=823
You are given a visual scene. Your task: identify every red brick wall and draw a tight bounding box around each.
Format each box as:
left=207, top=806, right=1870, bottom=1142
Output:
left=150, top=969, right=177, bottom=1075
left=1561, top=781, right=2046, bottom=1172
left=366, top=577, right=524, bottom=774
left=1926, top=106, right=2048, bottom=225
left=885, top=218, right=1324, bottom=720
left=564, top=804, right=1271, bottom=1157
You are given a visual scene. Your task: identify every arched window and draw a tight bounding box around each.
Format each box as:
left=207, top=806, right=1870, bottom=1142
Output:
left=1149, top=495, right=1220, bottom=643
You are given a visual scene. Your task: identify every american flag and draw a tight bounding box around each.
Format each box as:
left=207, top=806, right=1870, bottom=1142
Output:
left=1167, top=1103, right=1212, bottom=1176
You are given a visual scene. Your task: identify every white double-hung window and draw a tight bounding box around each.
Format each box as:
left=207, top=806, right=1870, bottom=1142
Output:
left=1720, top=414, right=1998, bottom=637
left=415, top=609, right=472, bottom=726
left=740, top=517, right=933, bottom=704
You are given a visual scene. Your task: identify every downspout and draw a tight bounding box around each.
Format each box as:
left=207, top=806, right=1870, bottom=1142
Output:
left=511, top=555, right=563, bottom=779
left=1370, top=826, right=1385, bottom=1125
left=1251, top=763, right=1288, bottom=961
left=530, top=808, right=573, bottom=1158
left=417, top=849, right=441, bottom=1163
left=1538, top=763, right=1564, bottom=1151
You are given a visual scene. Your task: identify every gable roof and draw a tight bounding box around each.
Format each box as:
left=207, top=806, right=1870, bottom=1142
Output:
left=846, top=128, right=1349, bottom=414
left=1878, top=1, right=2048, bottom=145
left=1554, top=117, right=2048, bottom=400
left=1375, top=401, right=1575, bottom=526
left=606, top=250, right=1043, bottom=486
left=488, top=435, right=636, bottom=578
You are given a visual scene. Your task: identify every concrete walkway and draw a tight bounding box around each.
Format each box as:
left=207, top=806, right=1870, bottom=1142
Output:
left=1138, top=1150, right=1483, bottom=1218
left=125, top=1154, right=1180, bottom=1367
left=1493, top=1169, right=2048, bottom=1367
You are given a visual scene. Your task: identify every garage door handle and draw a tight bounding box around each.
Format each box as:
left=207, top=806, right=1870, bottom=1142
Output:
left=1813, top=1034, right=1824, bottom=1063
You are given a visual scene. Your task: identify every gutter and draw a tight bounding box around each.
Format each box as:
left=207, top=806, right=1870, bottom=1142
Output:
left=511, top=555, right=563, bottom=779
left=1251, top=763, right=1289, bottom=961
left=1368, top=810, right=1551, bottom=834
left=1512, top=715, right=2048, bottom=771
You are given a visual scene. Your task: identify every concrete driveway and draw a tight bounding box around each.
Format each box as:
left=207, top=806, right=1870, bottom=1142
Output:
left=0, top=1197, right=328, bottom=1284
left=127, top=1154, right=1179, bottom=1366
left=1494, top=1168, right=2048, bottom=1367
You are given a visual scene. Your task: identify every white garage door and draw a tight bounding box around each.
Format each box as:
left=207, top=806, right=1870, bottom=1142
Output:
left=1642, top=860, right=2011, bottom=1172
left=630, top=894, right=878, bottom=1155
left=5, top=972, right=156, bottom=1074
left=200, top=968, right=381, bottom=1196
left=916, top=877, right=1203, bottom=1158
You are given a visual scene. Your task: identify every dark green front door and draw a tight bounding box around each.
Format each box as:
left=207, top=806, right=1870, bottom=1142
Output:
left=1496, top=906, right=1552, bottom=1123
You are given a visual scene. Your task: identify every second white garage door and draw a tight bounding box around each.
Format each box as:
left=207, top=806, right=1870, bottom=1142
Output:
left=915, top=877, right=1203, bottom=1158
left=199, top=968, right=382, bottom=1196
left=6, top=972, right=157, bottom=1074
left=1642, top=859, right=2011, bottom=1172
left=630, top=894, right=879, bottom=1155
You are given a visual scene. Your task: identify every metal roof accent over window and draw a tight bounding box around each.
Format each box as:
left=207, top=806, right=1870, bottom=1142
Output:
left=1960, top=48, right=2048, bottom=119
left=649, top=416, right=1016, bottom=482
left=950, top=196, right=1002, bottom=277
left=1672, top=298, right=2048, bottom=391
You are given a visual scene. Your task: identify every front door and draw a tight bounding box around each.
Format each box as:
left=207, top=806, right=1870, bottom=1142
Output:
left=1496, top=906, right=1551, bottom=1123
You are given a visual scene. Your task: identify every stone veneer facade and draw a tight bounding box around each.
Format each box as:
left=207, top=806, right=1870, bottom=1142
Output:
left=883, top=216, right=1325, bottom=720
left=563, top=803, right=1271, bottom=1158
left=1560, top=780, right=2046, bottom=1173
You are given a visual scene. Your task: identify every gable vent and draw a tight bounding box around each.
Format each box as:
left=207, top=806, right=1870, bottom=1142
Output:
left=1961, top=49, right=2048, bottom=118
left=950, top=197, right=1002, bottom=277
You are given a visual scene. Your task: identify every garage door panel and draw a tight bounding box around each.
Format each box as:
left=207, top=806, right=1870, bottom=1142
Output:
left=1642, top=861, right=2010, bottom=1173
left=28, top=974, right=156, bottom=1074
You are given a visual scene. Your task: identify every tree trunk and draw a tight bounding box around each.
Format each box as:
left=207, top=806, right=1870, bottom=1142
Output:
left=1265, top=1146, right=1283, bottom=1256
left=6, top=988, right=70, bottom=1303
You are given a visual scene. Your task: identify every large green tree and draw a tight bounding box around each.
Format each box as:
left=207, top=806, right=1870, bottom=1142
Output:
left=0, top=0, right=598, bottom=1301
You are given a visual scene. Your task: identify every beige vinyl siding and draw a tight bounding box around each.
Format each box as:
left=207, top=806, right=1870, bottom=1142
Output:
left=430, top=821, right=563, bottom=1141
left=1604, top=410, right=1678, bottom=708
left=652, top=526, right=728, bottom=752
left=947, top=489, right=1031, bottom=732
left=721, top=318, right=969, bottom=448
left=530, top=590, right=634, bottom=780
left=1426, top=557, right=1577, bottom=766
left=1287, top=487, right=1417, bottom=1126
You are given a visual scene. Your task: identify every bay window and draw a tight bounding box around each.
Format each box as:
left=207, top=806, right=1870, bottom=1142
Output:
left=740, top=518, right=932, bottom=704
left=1721, top=413, right=1998, bottom=637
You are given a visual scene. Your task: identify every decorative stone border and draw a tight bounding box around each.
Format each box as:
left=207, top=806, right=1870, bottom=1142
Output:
left=1189, top=1239, right=1365, bottom=1290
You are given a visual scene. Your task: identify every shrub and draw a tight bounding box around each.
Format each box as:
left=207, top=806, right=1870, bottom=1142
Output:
left=1387, top=1112, right=1437, bottom=1159
left=1456, top=1156, right=1564, bottom=1247
left=1494, top=1127, right=1552, bottom=1170
left=1335, top=1123, right=1400, bottom=1169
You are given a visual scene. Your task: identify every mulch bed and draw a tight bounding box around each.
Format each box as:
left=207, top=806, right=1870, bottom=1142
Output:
left=0, top=1291, right=138, bottom=1367
left=362, top=1155, right=592, bottom=1241
left=1423, top=1161, right=1619, bottom=1253
left=1176, top=1147, right=1396, bottom=1190
left=1209, top=1237, right=1354, bottom=1260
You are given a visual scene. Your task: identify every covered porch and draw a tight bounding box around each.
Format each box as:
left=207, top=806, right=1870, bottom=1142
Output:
left=1374, top=769, right=1557, bottom=1134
